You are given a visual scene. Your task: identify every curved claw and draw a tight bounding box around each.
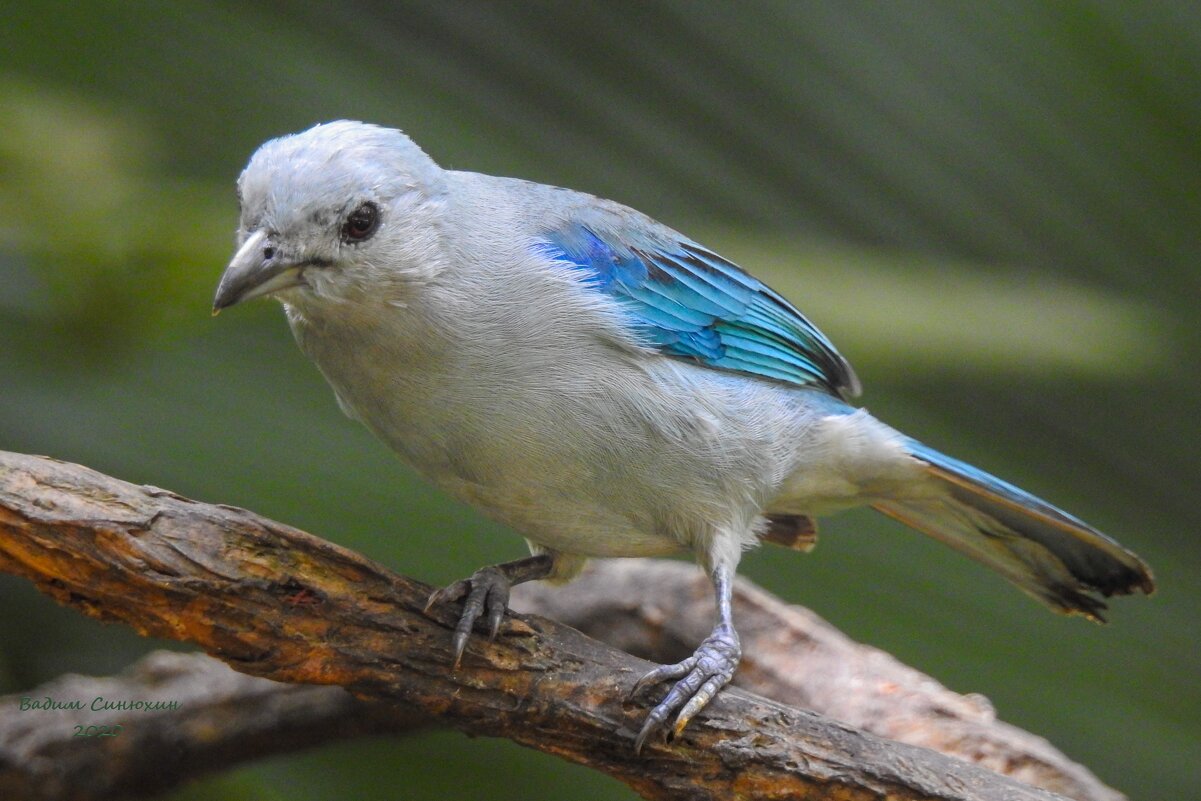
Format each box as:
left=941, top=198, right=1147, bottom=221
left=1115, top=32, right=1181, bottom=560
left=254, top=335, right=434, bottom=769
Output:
left=628, top=658, right=695, bottom=701
left=424, top=579, right=470, bottom=613
left=631, top=625, right=740, bottom=754
left=426, top=566, right=514, bottom=668
left=485, top=587, right=507, bottom=641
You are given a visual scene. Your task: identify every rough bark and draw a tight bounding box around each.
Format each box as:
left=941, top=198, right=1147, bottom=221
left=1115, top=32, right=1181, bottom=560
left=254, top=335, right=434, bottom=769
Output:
left=514, top=562, right=1121, bottom=801
left=0, top=450, right=1113, bottom=800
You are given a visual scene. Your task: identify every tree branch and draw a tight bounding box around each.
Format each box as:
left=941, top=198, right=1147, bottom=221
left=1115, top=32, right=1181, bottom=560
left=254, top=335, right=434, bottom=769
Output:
left=0, top=451, right=1109, bottom=800
left=513, top=563, right=1121, bottom=801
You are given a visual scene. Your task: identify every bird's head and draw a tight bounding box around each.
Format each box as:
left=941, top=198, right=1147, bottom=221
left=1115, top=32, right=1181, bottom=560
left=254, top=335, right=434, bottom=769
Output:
left=213, top=120, right=447, bottom=313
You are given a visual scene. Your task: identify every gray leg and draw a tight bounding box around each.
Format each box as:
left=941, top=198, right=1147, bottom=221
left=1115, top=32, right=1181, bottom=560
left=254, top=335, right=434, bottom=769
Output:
left=425, top=554, right=555, bottom=667
left=629, top=564, right=741, bottom=754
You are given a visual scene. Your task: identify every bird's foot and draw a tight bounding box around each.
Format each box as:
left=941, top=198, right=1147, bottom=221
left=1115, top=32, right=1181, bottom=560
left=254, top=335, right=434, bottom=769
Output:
left=628, top=623, right=741, bottom=754
left=424, top=554, right=554, bottom=668
left=424, top=565, right=513, bottom=668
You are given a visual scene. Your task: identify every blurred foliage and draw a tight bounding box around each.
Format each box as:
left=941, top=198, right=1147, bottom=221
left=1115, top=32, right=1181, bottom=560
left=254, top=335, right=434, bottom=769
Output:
left=0, top=78, right=227, bottom=353
left=0, top=2, right=1197, bottom=799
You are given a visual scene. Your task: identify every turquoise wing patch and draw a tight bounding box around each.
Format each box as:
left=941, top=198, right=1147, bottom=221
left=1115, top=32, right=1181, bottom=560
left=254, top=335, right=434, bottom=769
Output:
left=542, top=223, right=859, bottom=398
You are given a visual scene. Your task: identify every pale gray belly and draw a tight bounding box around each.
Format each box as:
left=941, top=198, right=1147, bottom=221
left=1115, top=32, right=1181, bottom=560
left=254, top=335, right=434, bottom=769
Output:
left=289, top=307, right=813, bottom=558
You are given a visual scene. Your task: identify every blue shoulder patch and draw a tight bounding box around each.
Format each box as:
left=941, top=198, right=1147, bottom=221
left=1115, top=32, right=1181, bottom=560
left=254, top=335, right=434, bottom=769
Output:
left=540, top=223, right=859, bottom=397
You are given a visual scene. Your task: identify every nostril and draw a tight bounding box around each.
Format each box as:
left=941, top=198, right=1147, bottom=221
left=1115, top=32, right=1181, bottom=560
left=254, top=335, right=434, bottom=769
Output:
left=263, top=246, right=276, bottom=260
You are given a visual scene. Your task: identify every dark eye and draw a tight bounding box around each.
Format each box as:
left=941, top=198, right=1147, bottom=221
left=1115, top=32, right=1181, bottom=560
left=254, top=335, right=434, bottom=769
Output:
left=342, top=202, right=380, bottom=242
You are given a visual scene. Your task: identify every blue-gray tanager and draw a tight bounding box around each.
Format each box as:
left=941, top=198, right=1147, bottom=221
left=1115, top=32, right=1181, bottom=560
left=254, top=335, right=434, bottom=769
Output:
left=213, top=121, right=1154, bottom=752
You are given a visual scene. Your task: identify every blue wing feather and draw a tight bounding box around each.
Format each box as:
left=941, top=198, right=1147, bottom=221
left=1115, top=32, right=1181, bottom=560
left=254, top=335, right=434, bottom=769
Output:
left=541, top=221, right=860, bottom=397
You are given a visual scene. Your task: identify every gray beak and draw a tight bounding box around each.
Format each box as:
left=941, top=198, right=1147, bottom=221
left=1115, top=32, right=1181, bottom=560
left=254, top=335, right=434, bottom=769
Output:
left=212, top=230, right=304, bottom=313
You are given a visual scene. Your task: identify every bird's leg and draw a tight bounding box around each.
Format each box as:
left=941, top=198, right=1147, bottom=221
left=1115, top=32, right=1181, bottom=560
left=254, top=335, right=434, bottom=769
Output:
left=629, top=564, right=740, bottom=754
left=424, top=553, right=555, bottom=668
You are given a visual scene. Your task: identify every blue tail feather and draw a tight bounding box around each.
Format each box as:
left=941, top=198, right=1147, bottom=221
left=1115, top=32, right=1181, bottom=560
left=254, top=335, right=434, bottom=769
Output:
left=873, top=440, right=1154, bottom=620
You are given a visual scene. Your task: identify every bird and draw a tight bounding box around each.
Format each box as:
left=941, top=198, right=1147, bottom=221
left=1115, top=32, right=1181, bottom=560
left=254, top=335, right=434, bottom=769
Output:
left=213, top=120, right=1154, bottom=753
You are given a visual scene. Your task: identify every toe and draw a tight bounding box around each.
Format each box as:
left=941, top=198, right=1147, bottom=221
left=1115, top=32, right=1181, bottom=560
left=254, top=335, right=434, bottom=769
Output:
left=630, top=627, right=741, bottom=753
left=434, top=565, right=521, bottom=668
left=486, top=590, right=506, bottom=641
left=634, top=705, right=670, bottom=755
left=628, top=658, right=695, bottom=700
left=424, top=579, right=469, bottom=613
left=450, top=580, right=492, bottom=667
left=629, top=657, right=700, bottom=753
left=671, top=673, right=727, bottom=737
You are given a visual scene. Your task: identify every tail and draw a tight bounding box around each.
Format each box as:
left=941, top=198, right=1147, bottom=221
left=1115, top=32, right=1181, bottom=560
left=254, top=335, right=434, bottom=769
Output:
left=873, top=440, right=1155, bottom=621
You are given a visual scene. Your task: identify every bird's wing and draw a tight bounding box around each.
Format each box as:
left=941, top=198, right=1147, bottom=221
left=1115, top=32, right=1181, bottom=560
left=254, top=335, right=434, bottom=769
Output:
left=539, top=218, right=860, bottom=398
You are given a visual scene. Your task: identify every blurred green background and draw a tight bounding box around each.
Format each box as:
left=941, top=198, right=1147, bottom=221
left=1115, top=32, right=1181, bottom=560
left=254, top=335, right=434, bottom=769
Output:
left=1, top=2, right=1197, bottom=798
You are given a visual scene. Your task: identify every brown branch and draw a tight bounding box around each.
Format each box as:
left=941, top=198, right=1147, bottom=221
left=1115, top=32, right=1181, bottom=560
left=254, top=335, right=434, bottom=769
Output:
left=514, top=562, right=1122, bottom=801
left=0, top=569, right=1120, bottom=801
left=0, top=450, right=1093, bottom=801
left=0, top=568, right=1119, bottom=801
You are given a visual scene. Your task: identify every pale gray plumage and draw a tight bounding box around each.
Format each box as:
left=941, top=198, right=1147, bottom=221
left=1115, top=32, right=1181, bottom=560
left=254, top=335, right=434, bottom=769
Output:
left=214, top=121, right=1153, bottom=752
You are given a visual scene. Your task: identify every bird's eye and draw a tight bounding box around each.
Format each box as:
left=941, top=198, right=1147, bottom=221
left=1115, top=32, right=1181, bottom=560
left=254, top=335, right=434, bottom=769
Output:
left=342, top=202, right=380, bottom=243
